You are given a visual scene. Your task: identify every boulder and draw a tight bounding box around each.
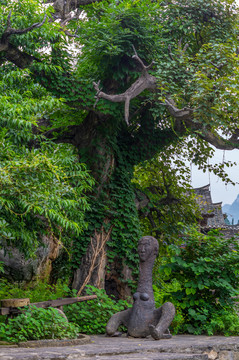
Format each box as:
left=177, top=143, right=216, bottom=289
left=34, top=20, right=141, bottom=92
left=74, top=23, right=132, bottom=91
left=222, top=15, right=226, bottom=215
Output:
left=0, top=235, right=61, bottom=283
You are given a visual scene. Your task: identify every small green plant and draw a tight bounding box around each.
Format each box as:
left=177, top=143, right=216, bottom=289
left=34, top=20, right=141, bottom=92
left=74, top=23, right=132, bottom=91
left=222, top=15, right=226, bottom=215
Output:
left=65, top=285, right=131, bottom=334
left=157, top=227, right=239, bottom=335
left=0, top=306, right=79, bottom=343
left=153, top=280, right=185, bottom=334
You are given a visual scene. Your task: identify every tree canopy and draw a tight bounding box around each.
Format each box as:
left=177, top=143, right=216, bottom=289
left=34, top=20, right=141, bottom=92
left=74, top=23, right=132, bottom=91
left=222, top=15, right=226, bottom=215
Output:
left=1, top=0, right=239, bottom=293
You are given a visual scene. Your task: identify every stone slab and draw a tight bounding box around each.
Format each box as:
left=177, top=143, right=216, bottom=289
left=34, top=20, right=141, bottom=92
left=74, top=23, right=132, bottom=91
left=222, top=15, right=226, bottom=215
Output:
left=0, top=352, right=208, bottom=360
left=18, top=335, right=90, bottom=348
left=0, top=335, right=239, bottom=360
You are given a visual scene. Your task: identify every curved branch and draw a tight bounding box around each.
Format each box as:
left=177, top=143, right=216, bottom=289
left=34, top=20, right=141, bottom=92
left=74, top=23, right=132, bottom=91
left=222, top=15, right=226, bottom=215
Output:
left=94, top=58, right=239, bottom=151
left=132, top=45, right=155, bottom=73
left=0, top=13, right=47, bottom=63
left=94, top=49, right=157, bottom=124
left=1, top=12, right=47, bottom=42
left=165, top=99, right=194, bottom=121
left=165, top=100, right=239, bottom=150
left=198, top=129, right=239, bottom=150
left=162, top=30, right=239, bottom=151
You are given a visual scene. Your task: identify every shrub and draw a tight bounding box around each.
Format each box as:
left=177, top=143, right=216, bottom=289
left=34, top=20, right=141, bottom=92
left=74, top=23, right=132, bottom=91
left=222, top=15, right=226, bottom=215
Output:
left=0, top=279, right=70, bottom=303
left=156, top=227, right=239, bottom=335
left=0, top=306, right=79, bottom=343
left=0, top=279, right=72, bottom=327
left=153, top=280, right=185, bottom=334
left=65, top=285, right=131, bottom=334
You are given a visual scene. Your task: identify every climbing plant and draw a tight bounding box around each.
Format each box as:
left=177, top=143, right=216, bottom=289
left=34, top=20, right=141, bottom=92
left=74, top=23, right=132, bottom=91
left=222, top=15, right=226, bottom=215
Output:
left=0, top=0, right=239, bottom=293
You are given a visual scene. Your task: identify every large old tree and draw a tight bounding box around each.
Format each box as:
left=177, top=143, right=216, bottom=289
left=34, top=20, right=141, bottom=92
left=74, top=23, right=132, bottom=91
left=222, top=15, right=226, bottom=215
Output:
left=1, top=0, right=239, bottom=295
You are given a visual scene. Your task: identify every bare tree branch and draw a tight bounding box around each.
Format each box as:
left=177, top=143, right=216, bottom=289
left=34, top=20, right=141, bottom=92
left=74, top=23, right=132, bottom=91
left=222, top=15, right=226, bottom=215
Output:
left=93, top=44, right=239, bottom=150
left=132, top=45, right=155, bottom=72
left=0, top=12, right=47, bottom=55
left=1, top=12, right=47, bottom=42
left=168, top=38, right=189, bottom=61
left=209, top=61, right=226, bottom=71
left=165, top=100, right=239, bottom=150
left=198, top=128, right=239, bottom=150
left=165, top=98, right=195, bottom=121
left=94, top=48, right=157, bottom=124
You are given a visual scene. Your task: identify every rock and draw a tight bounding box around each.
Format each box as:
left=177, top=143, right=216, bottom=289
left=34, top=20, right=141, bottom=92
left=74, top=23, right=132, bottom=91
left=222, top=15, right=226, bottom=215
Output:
left=219, top=351, right=233, bottom=360
left=0, top=235, right=61, bottom=283
left=205, top=350, right=218, bottom=360
left=2, top=335, right=239, bottom=360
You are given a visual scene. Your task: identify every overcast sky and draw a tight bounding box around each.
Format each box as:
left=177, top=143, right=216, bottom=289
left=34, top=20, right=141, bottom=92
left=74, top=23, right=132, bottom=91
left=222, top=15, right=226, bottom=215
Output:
left=191, top=149, right=239, bottom=205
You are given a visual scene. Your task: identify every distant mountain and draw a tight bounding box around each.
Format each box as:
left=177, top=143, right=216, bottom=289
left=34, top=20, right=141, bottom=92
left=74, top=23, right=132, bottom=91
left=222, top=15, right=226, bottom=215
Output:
left=222, top=194, right=239, bottom=225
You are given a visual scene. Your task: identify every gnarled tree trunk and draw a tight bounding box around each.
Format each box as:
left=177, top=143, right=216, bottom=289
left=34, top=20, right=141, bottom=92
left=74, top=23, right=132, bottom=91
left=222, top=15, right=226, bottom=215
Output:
left=67, top=112, right=119, bottom=294
left=72, top=227, right=111, bottom=294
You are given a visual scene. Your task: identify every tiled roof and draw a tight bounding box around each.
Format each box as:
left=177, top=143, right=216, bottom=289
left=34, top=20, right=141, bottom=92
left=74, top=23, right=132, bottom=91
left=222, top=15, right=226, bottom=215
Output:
left=194, top=185, right=239, bottom=238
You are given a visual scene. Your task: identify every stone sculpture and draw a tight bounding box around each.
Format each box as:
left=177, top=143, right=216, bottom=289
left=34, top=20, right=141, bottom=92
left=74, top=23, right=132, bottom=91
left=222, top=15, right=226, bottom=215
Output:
left=106, top=236, right=175, bottom=339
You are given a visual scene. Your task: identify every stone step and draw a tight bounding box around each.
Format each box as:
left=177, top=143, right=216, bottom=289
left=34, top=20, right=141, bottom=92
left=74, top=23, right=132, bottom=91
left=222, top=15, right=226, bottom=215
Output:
left=0, top=351, right=208, bottom=360
left=1, top=335, right=239, bottom=360
left=68, top=353, right=208, bottom=360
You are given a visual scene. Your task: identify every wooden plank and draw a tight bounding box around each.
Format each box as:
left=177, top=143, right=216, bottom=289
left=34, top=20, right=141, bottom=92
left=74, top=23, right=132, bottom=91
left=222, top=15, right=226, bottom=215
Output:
left=0, top=295, right=97, bottom=315
left=1, top=298, right=30, bottom=307
left=0, top=307, right=11, bottom=315
left=31, top=295, right=98, bottom=308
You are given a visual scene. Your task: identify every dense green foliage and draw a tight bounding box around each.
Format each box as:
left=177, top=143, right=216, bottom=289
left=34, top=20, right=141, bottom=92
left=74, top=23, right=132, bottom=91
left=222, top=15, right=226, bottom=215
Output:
left=71, top=147, right=142, bottom=277
left=0, top=0, right=239, bottom=304
left=0, top=282, right=130, bottom=339
left=133, top=144, right=201, bottom=244
left=0, top=65, right=94, bottom=257
left=65, top=286, right=131, bottom=334
left=0, top=278, right=67, bottom=303
left=0, top=306, right=79, bottom=343
left=156, top=228, right=239, bottom=335
left=74, top=0, right=239, bottom=140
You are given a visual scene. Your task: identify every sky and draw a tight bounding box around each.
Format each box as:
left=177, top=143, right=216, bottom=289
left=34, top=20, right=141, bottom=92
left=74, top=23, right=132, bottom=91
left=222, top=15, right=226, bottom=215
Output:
left=191, top=149, right=239, bottom=205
